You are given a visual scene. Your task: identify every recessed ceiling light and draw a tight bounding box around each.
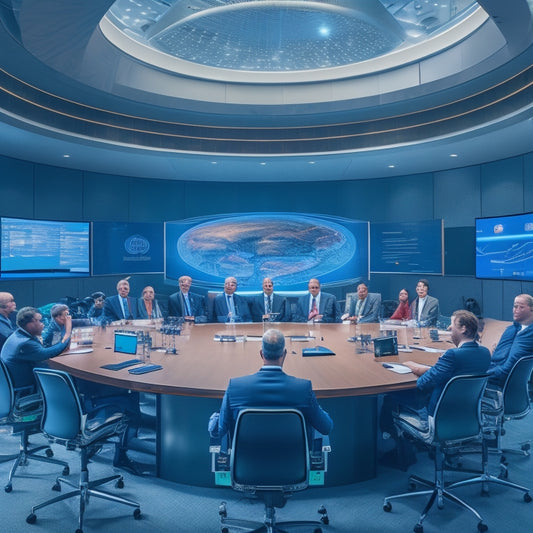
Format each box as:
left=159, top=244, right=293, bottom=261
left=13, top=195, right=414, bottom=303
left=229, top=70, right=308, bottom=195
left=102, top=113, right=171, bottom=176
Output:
left=450, top=153, right=458, bottom=157
left=308, top=161, right=315, bottom=165
left=63, top=154, right=70, bottom=158
left=388, top=164, right=395, bottom=168
left=260, top=162, right=267, bottom=166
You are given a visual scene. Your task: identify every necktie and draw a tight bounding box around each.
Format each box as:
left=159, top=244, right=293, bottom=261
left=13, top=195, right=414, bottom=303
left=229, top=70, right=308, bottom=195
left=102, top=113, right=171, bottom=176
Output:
left=266, top=295, right=272, bottom=314
left=355, top=299, right=363, bottom=317
left=123, top=297, right=130, bottom=319
left=183, top=294, right=191, bottom=316
left=308, top=297, right=318, bottom=320
left=227, top=294, right=235, bottom=315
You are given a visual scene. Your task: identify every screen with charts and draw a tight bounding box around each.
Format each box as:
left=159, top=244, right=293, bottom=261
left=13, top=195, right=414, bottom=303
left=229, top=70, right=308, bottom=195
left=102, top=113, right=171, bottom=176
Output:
left=370, top=219, right=444, bottom=274
left=165, top=212, right=369, bottom=291
left=0, top=217, right=90, bottom=279
left=476, top=212, right=533, bottom=281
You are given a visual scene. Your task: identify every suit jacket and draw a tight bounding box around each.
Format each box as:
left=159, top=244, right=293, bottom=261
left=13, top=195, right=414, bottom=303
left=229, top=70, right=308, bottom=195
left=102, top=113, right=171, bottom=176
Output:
left=344, top=292, right=381, bottom=323
left=216, top=366, right=333, bottom=439
left=293, top=292, right=340, bottom=323
left=487, top=322, right=533, bottom=387
left=410, top=295, right=439, bottom=327
left=103, top=294, right=138, bottom=322
left=248, top=293, right=290, bottom=322
left=42, top=319, right=65, bottom=347
left=137, top=298, right=164, bottom=319
left=168, top=291, right=205, bottom=318
left=0, top=311, right=16, bottom=350
left=212, top=293, right=252, bottom=323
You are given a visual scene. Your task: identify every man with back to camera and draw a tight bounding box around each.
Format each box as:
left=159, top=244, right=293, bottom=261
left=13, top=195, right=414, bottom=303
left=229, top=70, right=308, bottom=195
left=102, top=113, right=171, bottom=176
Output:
left=379, top=310, right=490, bottom=469
left=209, top=328, right=333, bottom=440
left=341, top=282, right=381, bottom=323
left=1, top=306, right=71, bottom=391
left=486, top=294, right=533, bottom=388
left=0, top=291, right=17, bottom=350
left=212, top=276, right=252, bottom=323
left=249, top=277, right=290, bottom=323
left=103, top=279, right=138, bottom=322
left=410, top=278, right=440, bottom=327
left=168, top=275, right=206, bottom=320
left=293, top=278, right=340, bottom=323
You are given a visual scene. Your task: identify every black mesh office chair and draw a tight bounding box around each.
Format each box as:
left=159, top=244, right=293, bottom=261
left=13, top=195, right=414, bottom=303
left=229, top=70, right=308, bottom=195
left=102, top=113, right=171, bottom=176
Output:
left=380, top=300, right=399, bottom=320
left=27, top=368, right=141, bottom=533
left=383, top=374, right=489, bottom=533
left=0, top=359, right=68, bottom=493
left=218, top=408, right=329, bottom=533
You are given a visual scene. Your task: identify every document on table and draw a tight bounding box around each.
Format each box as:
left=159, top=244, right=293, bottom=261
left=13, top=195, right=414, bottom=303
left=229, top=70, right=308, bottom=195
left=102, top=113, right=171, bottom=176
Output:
left=382, top=363, right=413, bottom=374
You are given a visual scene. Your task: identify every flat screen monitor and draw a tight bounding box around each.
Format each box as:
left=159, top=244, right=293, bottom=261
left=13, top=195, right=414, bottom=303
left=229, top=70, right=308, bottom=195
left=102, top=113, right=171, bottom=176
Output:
left=92, top=222, right=163, bottom=275
left=114, top=331, right=138, bottom=355
left=476, top=212, right=533, bottom=280
left=165, top=212, right=369, bottom=291
left=370, top=219, right=444, bottom=274
left=0, top=217, right=90, bottom=279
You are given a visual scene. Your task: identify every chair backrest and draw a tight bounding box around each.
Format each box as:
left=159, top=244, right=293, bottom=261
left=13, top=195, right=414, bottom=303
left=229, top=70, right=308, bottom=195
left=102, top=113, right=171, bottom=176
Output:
left=380, top=300, right=398, bottom=319
left=231, top=409, right=309, bottom=492
left=432, top=374, right=488, bottom=443
left=0, top=359, right=14, bottom=419
left=502, top=355, right=533, bottom=419
left=33, top=368, right=83, bottom=441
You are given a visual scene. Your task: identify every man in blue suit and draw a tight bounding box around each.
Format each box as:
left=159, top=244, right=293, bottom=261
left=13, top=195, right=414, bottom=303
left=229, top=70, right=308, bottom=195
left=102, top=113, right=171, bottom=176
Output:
left=212, top=277, right=252, bottom=323
left=342, top=282, right=381, bottom=323
left=103, top=279, right=138, bottom=322
left=210, top=328, right=333, bottom=440
left=0, top=291, right=17, bottom=350
left=248, top=277, right=290, bottom=322
left=168, top=275, right=206, bottom=320
left=293, top=278, right=340, bottom=323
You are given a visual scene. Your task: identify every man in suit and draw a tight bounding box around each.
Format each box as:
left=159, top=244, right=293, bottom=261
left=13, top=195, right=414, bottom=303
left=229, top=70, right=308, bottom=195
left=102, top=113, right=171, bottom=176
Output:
left=103, top=279, right=138, bottom=322
left=42, top=304, right=71, bottom=347
left=0, top=292, right=17, bottom=350
left=210, top=328, right=333, bottom=440
left=293, top=278, right=340, bottom=323
left=410, top=278, right=439, bottom=326
left=137, top=285, right=164, bottom=319
left=486, top=294, right=533, bottom=388
left=379, top=310, right=490, bottom=469
left=248, top=277, right=290, bottom=322
left=212, top=276, right=252, bottom=323
left=342, top=282, right=381, bottom=323
left=168, top=275, right=205, bottom=320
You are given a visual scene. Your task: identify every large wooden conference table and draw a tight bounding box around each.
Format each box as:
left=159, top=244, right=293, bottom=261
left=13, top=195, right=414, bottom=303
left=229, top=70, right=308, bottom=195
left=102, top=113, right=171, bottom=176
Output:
left=48, top=320, right=508, bottom=487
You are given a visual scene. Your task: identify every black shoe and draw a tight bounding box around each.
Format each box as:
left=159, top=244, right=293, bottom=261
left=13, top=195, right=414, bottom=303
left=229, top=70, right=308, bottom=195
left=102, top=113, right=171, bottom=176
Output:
left=113, top=454, right=145, bottom=476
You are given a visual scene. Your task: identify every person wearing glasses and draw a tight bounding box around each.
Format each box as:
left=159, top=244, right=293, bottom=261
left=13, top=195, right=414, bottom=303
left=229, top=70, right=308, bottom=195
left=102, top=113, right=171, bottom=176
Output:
left=0, top=292, right=17, bottom=350
left=293, top=278, right=340, bottom=323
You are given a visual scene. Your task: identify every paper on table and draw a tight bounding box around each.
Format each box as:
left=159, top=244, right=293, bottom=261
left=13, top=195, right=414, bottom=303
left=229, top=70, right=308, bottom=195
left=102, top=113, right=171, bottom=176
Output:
left=382, top=363, right=413, bottom=374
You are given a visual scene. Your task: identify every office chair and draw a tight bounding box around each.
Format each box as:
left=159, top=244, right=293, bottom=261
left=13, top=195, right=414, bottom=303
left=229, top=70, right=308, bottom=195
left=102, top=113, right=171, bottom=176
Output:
left=0, top=359, right=69, bottom=493
left=216, top=408, right=329, bottom=533
left=383, top=374, right=489, bottom=533
left=380, top=300, right=399, bottom=320
left=27, top=368, right=141, bottom=533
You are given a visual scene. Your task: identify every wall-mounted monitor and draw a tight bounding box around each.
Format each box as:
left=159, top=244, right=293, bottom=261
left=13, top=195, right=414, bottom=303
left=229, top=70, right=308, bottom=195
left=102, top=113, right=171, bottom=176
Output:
left=370, top=219, right=444, bottom=274
left=0, top=217, right=90, bottom=279
left=92, top=222, right=163, bottom=275
left=476, top=212, right=533, bottom=281
left=165, top=213, right=369, bottom=290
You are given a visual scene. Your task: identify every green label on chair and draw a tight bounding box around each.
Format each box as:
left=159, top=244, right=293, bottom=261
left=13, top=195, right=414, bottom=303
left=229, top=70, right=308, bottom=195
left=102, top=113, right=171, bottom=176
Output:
left=308, top=470, right=325, bottom=485
left=215, top=471, right=232, bottom=486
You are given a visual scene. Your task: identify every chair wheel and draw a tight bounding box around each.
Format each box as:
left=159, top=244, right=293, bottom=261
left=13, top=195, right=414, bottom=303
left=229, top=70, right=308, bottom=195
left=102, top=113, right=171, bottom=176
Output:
left=116, top=478, right=125, bottom=489
left=219, top=502, right=227, bottom=518
left=383, top=502, right=392, bottom=512
left=52, top=482, right=61, bottom=492
left=321, top=515, right=329, bottom=525
left=26, top=513, right=36, bottom=524
left=414, top=524, right=423, bottom=533
left=45, top=448, right=54, bottom=458
left=221, top=528, right=229, bottom=533
left=133, top=508, right=142, bottom=519
left=313, top=528, right=322, bottom=533
left=477, top=521, right=488, bottom=532
left=524, top=493, right=532, bottom=503
left=5, top=483, right=12, bottom=493
left=62, top=466, right=70, bottom=476
left=522, top=443, right=531, bottom=452
left=75, top=529, right=83, bottom=533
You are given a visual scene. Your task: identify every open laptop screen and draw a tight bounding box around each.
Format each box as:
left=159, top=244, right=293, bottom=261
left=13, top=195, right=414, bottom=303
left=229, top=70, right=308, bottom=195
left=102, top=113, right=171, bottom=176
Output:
left=114, top=332, right=138, bottom=355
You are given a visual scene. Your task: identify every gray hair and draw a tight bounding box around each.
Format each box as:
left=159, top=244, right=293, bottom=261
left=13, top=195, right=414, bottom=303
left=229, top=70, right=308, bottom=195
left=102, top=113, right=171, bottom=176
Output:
left=262, top=328, right=286, bottom=360
left=51, top=304, right=69, bottom=318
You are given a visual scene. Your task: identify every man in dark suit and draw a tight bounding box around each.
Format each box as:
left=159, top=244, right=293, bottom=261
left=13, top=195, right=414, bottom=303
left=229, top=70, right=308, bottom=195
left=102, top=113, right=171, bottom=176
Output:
left=410, top=278, right=439, bottom=326
left=248, top=277, right=290, bottom=322
left=342, top=282, right=381, bottom=323
left=293, top=278, right=340, bottom=323
left=210, top=328, right=332, bottom=440
left=212, top=277, right=252, bottom=323
left=103, top=279, right=138, bottom=322
left=168, top=275, right=205, bottom=320
left=0, top=291, right=17, bottom=350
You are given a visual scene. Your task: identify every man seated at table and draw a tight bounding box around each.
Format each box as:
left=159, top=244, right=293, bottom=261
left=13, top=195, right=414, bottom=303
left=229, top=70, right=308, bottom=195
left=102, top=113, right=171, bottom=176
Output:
left=209, top=328, right=333, bottom=442
left=410, top=279, right=439, bottom=327
left=293, top=278, right=340, bottom=323
left=212, top=276, right=252, bottom=323
left=486, top=294, right=533, bottom=388
left=248, top=277, right=290, bottom=323
left=168, top=275, right=206, bottom=321
left=42, top=304, right=72, bottom=347
left=0, top=291, right=17, bottom=350
left=87, top=292, right=106, bottom=325
left=103, top=279, right=138, bottom=322
left=341, top=282, right=381, bottom=323
left=379, top=310, right=490, bottom=470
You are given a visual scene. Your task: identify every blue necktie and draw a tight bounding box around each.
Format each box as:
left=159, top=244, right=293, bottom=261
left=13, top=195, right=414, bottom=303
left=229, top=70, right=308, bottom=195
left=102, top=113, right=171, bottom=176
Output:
left=183, top=294, right=191, bottom=316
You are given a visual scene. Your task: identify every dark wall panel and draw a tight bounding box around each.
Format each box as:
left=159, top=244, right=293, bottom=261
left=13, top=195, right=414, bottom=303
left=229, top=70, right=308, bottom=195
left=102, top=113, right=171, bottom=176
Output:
left=82, top=172, right=129, bottom=221
left=480, top=156, right=523, bottom=216
left=0, top=155, right=34, bottom=218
